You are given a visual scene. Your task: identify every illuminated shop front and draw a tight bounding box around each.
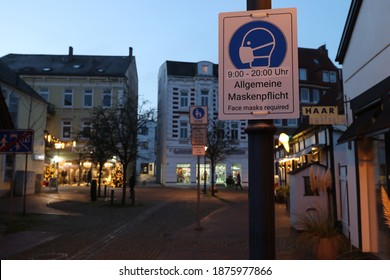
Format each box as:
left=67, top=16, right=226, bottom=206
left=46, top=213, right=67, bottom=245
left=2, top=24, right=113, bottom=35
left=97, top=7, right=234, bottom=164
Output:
left=43, top=132, right=122, bottom=188
left=174, top=161, right=244, bottom=187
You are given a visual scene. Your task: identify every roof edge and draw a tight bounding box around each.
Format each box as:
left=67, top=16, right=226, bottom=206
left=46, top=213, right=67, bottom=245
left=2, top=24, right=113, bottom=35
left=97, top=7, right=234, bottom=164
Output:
left=336, top=0, right=363, bottom=64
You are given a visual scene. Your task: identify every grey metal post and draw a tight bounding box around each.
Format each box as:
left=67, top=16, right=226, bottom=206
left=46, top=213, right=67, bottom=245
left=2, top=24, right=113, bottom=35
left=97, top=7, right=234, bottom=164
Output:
left=245, top=0, right=276, bottom=260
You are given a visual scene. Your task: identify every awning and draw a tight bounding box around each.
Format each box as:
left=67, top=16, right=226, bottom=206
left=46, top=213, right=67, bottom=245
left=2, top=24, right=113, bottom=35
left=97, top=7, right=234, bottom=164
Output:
left=338, top=105, right=390, bottom=144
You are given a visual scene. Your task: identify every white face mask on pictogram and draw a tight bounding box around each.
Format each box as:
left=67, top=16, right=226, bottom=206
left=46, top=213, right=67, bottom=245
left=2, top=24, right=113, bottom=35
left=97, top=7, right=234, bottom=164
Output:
left=239, top=28, right=276, bottom=67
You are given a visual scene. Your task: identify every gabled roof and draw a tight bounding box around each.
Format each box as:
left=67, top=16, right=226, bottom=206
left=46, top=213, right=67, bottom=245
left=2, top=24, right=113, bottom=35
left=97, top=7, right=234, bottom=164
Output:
left=298, top=45, right=339, bottom=71
left=1, top=47, right=134, bottom=78
left=0, top=59, right=46, bottom=104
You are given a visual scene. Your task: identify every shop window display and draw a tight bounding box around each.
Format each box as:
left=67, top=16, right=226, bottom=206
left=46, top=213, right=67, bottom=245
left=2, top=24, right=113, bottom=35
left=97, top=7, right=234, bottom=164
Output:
left=176, top=164, right=191, bottom=183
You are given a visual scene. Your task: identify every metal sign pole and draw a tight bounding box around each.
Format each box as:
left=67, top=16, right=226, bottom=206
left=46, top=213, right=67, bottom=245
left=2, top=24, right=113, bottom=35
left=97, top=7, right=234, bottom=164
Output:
left=196, top=155, right=202, bottom=230
left=245, top=0, right=276, bottom=260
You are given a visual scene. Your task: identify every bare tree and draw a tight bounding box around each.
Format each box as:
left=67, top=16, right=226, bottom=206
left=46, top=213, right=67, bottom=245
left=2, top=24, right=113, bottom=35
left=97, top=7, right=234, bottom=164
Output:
left=90, top=99, right=155, bottom=206
left=84, top=111, right=114, bottom=195
left=206, top=120, right=237, bottom=196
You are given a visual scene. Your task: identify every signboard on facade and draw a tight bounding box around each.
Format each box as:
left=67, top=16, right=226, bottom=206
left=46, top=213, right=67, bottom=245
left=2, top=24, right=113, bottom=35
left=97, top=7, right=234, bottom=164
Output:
left=218, top=8, right=299, bottom=120
left=302, top=106, right=346, bottom=125
left=0, top=129, right=34, bottom=153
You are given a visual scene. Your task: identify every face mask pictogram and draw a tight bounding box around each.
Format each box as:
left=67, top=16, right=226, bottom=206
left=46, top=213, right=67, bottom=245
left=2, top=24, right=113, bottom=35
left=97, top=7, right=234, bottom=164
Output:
left=239, top=28, right=276, bottom=67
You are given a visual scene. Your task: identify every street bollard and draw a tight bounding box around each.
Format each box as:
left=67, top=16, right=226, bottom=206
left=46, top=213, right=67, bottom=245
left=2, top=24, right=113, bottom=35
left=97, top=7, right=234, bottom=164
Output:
left=104, top=185, right=107, bottom=198
left=90, top=180, right=97, bottom=201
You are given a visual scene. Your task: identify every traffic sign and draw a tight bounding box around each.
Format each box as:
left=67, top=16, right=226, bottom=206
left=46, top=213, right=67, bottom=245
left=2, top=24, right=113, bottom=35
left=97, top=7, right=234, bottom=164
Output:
left=192, top=145, right=206, bottom=156
left=191, top=125, right=207, bottom=146
left=218, top=8, right=299, bottom=120
left=0, top=129, right=34, bottom=153
left=189, top=106, right=208, bottom=125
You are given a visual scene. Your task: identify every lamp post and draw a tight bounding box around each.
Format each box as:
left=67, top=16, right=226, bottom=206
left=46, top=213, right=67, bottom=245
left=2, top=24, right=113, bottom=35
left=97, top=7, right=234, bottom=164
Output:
left=203, top=146, right=208, bottom=193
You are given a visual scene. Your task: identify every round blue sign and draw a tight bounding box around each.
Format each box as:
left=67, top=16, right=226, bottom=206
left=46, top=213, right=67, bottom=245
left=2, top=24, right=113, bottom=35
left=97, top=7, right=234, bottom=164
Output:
left=229, top=20, right=287, bottom=69
left=192, top=107, right=205, bottom=120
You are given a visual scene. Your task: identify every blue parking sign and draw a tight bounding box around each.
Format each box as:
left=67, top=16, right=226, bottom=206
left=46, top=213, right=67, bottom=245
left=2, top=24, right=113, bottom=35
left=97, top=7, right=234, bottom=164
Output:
left=0, top=130, right=34, bottom=153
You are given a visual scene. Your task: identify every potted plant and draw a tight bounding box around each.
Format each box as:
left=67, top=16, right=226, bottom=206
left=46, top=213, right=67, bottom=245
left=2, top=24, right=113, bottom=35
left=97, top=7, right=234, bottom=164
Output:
left=298, top=208, right=344, bottom=259
left=297, top=167, right=345, bottom=259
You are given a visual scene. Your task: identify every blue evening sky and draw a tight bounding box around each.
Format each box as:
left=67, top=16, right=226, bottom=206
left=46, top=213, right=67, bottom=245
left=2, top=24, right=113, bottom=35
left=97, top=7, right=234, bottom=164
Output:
left=0, top=0, right=351, bottom=108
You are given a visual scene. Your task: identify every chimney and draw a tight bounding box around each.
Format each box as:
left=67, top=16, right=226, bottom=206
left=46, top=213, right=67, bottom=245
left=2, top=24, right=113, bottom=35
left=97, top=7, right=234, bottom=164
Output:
left=68, top=46, right=73, bottom=61
left=318, top=44, right=328, bottom=56
left=129, top=47, right=133, bottom=58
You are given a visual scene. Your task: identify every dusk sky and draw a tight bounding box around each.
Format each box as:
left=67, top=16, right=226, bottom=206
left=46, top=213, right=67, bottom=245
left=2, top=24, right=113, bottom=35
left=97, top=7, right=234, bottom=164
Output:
left=1, top=0, right=351, bottom=108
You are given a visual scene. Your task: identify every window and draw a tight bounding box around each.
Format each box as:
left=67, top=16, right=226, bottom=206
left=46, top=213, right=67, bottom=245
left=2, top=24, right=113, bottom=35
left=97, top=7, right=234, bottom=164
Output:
left=322, top=71, right=330, bottom=82
left=39, top=88, right=49, bottom=101
left=118, top=89, right=125, bottom=106
left=273, top=119, right=282, bottom=126
left=201, top=90, right=208, bottom=106
left=62, top=120, right=72, bottom=139
left=230, top=123, right=239, bottom=140
left=180, top=91, right=188, bottom=107
left=197, top=62, right=212, bottom=75
left=176, top=164, right=191, bottom=183
left=231, top=164, right=241, bottom=182
left=299, top=68, right=307, bottom=80
left=300, top=88, right=310, bottom=102
left=82, top=121, right=92, bottom=138
left=63, top=89, right=73, bottom=107
left=140, top=142, right=149, bottom=150
left=179, top=121, right=188, bottom=139
left=140, top=126, right=149, bottom=135
left=304, top=176, right=319, bottom=196
left=215, top=163, right=226, bottom=184
left=329, top=71, right=337, bottom=83
left=287, top=119, right=297, bottom=126
left=8, top=94, right=18, bottom=124
left=102, top=89, right=112, bottom=107
left=313, top=89, right=320, bottom=103
left=83, top=89, right=93, bottom=108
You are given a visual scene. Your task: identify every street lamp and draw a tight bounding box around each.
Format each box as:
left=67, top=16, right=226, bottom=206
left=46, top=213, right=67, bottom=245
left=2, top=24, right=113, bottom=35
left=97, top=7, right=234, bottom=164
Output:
left=279, top=133, right=290, bottom=153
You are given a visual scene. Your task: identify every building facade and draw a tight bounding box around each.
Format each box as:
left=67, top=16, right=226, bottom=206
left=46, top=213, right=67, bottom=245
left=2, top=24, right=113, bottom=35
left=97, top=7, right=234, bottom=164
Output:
left=136, top=119, right=157, bottom=184
left=156, top=61, right=248, bottom=187
left=2, top=47, right=138, bottom=187
left=336, top=0, right=390, bottom=259
left=273, top=45, right=347, bottom=235
left=0, top=60, right=47, bottom=196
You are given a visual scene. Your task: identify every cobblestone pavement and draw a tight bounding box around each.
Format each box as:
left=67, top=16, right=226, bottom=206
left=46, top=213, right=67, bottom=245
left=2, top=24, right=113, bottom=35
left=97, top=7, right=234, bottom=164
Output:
left=0, top=184, right=307, bottom=260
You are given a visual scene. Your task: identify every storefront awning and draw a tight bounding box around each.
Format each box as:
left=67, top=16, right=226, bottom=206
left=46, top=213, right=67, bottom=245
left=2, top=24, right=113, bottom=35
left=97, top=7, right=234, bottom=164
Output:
left=338, top=104, right=390, bottom=144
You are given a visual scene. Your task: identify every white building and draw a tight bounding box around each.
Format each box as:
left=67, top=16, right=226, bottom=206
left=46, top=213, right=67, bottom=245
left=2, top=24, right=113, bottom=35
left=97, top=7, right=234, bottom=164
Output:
left=336, top=0, right=390, bottom=259
left=156, top=61, right=248, bottom=187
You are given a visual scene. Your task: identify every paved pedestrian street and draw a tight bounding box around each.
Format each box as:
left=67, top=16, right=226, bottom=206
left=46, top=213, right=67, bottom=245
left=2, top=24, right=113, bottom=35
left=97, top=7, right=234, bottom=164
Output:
left=0, top=185, right=305, bottom=260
